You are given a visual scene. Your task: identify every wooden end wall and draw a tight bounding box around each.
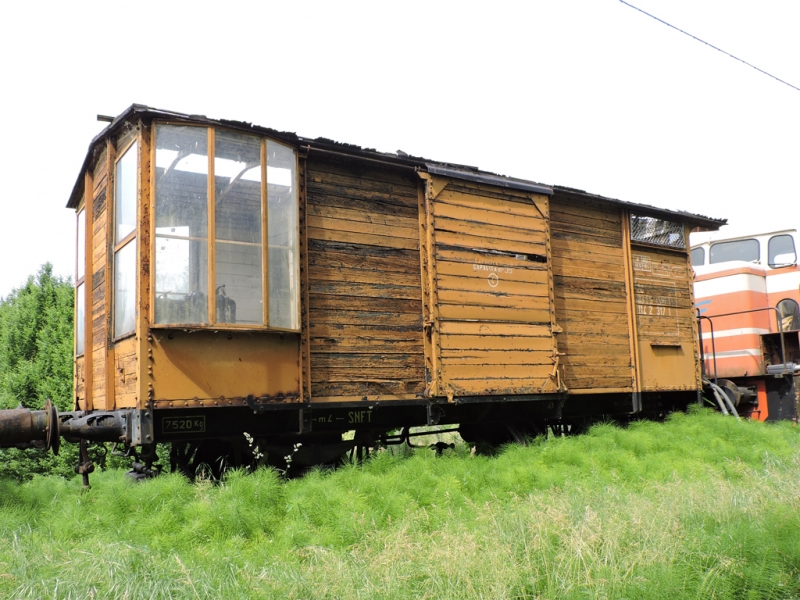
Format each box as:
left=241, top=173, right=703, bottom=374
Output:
left=305, top=159, right=425, bottom=401
left=550, top=194, right=634, bottom=391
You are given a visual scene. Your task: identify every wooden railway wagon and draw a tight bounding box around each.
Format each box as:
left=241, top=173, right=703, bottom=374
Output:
left=0, top=105, right=723, bottom=475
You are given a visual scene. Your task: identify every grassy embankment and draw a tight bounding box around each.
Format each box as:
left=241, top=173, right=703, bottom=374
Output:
left=0, top=408, right=799, bottom=599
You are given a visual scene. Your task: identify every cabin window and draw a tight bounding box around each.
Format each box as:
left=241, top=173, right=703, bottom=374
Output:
left=214, top=130, right=263, bottom=325
left=709, top=239, right=759, bottom=264
left=630, top=214, right=686, bottom=249
left=153, top=124, right=299, bottom=330
left=777, top=299, right=800, bottom=331
left=113, top=141, right=138, bottom=338
left=75, top=209, right=86, bottom=356
left=768, top=234, right=796, bottom=268
left=690, top=247, right=705, bottom=266
left=267, top=140, right=299, bottom=330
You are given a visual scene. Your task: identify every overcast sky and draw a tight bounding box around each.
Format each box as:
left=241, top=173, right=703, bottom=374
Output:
left=0, top=0, right=797, bottom=298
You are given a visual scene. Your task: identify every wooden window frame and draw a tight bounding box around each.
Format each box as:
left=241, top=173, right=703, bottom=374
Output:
left=150, top=121, right=301, bottom=332
left=75, top=204, right=88, bottom=357
left=111, top=138, right=139, bottom=343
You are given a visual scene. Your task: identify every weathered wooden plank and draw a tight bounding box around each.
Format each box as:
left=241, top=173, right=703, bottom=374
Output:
left=309, top=265, right=421, bottom=288
left=307, top=227, right=419, bottom=250
left=311, top=338, right=422, bottom=353
left=438, top=289, right=550, bottom=310
left=435, top=248, right=547, bottom=272
left=434, top=216, right=547, bottom=247
left=561, top=354, right=631, bottom=368
left=307, top=170, right=417, bottom=197
left=440, top=335, right=554, bottom=352
left=438, top=305, right=551, bottom=323
left=311, top=353, right=423, bottom=368
left=311, top=380, right=425, bottom=398
left=437, top=260, right=548, bottom=285
left=439, top=321, right=552, bottom=337
left=308, top=239, right=419, bottom=267
left=311, top=366, right=425, bottom=381
left=554, top=276, right=627, bottom=298
left=550, top=209, right=620, bottom=230
left=308, top=160, right=418, bottom=189
left=550, top=202, right=620, bottom=226
left=562, top=377, right=633, bottom=390
left=308, top=204, right=417, bottom=229
left=550, top=245, right=624, bottom=266
left=550, top=238, right=624, bottom=257
left=554, top=297, right=628, bottom=314
left=550, top=219, right=622, bottom=244
left=443, top=362, right=554, bottom=380
left=308, top=214, right=419, bottom=240
left=440, top=350, right=554, bottom=365
left=433, top=201, right=546, bottom=233
left=309, top=323, right=422, bottom=338
left=557, top=321, right=630, bottom=336
left=551, top=228, right=623, bottom=250
left=552, top=260, right=625, bottom=281
left=310, top=309, right=422, bottom=327
left=555, top=342, right=631, bottom=355
left=442, top=183, right=544, bottom=209
left=436, top=191, right=545, bottom=221
left=308, top=189, right=419, bottom=218
left=309, top=280, right=421, bottom=300
left=435, top=231, right=546, bottom=257
left=309, top=295, right=421, bottom=314
left=550, top=194, right=621, bottom=217
left=561, top=362, right=633, bottom=376
left=437, top=274, right=549, bottom=298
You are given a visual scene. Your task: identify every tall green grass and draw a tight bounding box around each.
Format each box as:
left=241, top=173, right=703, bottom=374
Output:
left=0, top=409, right=799, bottom=599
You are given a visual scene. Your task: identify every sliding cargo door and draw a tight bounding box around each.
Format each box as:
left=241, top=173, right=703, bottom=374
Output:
left=421, top=175, right=561, bottom=399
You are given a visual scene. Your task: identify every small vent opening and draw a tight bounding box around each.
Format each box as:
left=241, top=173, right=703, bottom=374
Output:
left=630, top=214, right=685, bottom=249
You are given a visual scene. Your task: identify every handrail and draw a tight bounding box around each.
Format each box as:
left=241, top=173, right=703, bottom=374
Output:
left=696, top=306, right=787, bottom=378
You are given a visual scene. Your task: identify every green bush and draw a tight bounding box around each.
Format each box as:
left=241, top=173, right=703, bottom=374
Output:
left=0, top=264, right=81, bottom=479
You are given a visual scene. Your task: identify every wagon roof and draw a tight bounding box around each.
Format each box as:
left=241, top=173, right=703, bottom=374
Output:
left=67, top=104, right=725, bottom=229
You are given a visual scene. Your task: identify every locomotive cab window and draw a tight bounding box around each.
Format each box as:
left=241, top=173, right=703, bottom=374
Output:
left=154, top=124, right=299, bottom=330
left=709, top=239, right=759, bottom=264
left=768, top=234, right=796, bottom=268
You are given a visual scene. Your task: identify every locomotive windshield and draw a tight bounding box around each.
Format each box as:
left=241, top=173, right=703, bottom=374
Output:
left=153, top=124, right=299, bottom=330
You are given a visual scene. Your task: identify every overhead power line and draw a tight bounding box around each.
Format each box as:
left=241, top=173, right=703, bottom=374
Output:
left=620, top=0, right=800, bottom=92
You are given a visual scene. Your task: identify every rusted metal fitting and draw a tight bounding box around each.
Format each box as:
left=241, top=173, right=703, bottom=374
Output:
left=0, top=399, right=60, bottom=455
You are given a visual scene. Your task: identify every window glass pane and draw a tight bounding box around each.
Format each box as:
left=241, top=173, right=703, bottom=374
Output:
left=77, top=209, right=85, bottom=280
left=216, top=242, right=262, bottom=324
left=777, top=299, right=800, bottom=331
left=155, top=125, right=209, bottom=324
left=267, top=140, right=299, bottom=330
left=690, top=247, right=704, bottom=266
left=709, top=239, right=759, bottom=264
left=114, top=240, right=137, bottom=337
left=768, top=234, right=796, bottom=267
left=213, top=130, right=263, bottom=325
left=155, top=237, right=208, bottom=324
left=76, top=283, right=85, bottom=355
left=115, top=141, right=138, bottom=242
left=215, top=131, right=262, bottom=243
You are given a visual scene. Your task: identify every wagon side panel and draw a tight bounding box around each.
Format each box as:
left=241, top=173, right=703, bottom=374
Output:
left=550, top=195, right=634, bottom=392
left=306, top=159, right=425, bottom=402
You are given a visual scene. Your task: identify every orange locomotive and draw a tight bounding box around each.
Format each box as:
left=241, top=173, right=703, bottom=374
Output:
left=691, top=229, right=800, bottom=421
left=0, top=106, right=725, bottom=479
